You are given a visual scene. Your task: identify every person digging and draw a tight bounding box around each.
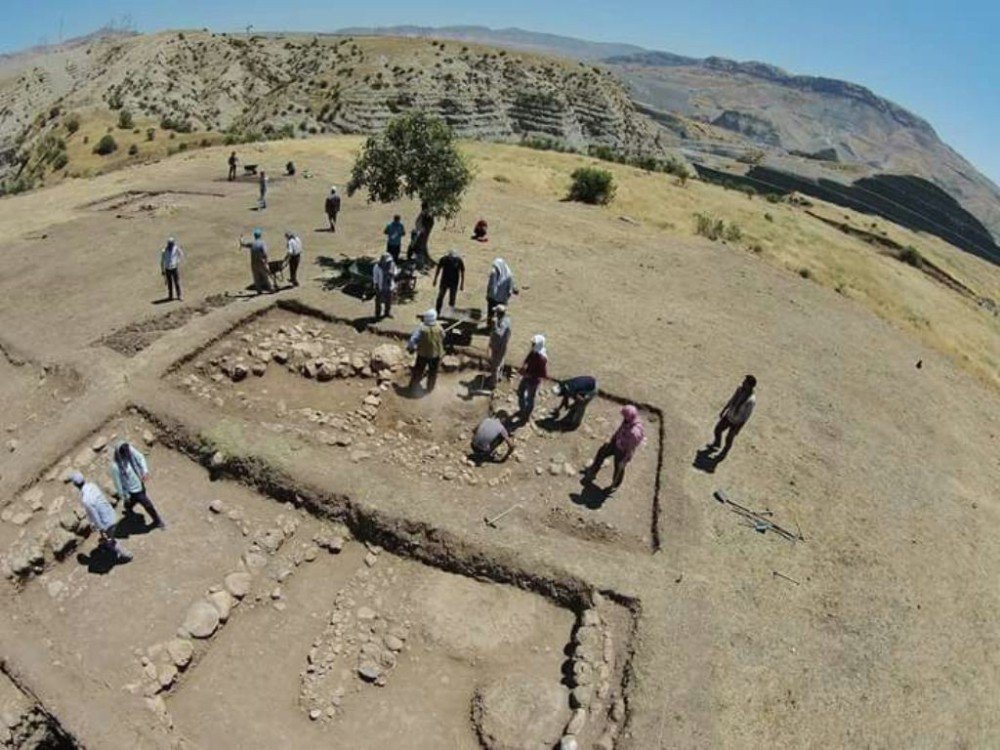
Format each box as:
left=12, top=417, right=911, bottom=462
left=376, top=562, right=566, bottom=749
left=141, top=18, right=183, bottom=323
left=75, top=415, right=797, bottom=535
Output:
left=406, top=309, right=445, bottom=393
left=550, top=375, right=598, bottom=430
left=470, top=415, right=515, bottom=463
left=581, top=405, right=645, bottom=495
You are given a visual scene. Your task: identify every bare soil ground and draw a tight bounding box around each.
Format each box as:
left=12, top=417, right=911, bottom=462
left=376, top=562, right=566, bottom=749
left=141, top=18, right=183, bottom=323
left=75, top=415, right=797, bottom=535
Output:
left=0, top=136, right=997, bottom=749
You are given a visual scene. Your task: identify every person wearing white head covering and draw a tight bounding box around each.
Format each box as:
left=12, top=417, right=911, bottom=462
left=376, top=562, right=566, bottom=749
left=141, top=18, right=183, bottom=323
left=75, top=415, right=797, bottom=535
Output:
left=372, top=252, right=397, bottom=320
left=487, top=304, right=511, bottom=389
left=516, top=333, right=549, bottom=421
left=486, top=258, right=517, bottom=327
left=407, top=308, right=445, bottom=392
left=70, top=471, right=132, bottom=564
left=325, top=186, right=341, bottom=232
left=160, top=237, right=184, bottom=301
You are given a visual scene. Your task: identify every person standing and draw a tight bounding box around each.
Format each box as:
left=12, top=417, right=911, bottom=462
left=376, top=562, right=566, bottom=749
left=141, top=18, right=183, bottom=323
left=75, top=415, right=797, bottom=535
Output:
left=227, top=151, right=238, bottom=181
left=550, top=375, right=598, bottom=429
left=109, top=440, right=165, bottom=530
left=372, top=252, right=397, bottom=320
left=583, top=405, right=646, bottom=494
left=384, top=214, right=406, bottom=261
left=325, top=186, right=341, bottom=232
left=517, top=334, right=548, bottom=421
left=285, top=231, right=303, bottom=287
left=707, top=375, right=757, bottom=458
left=239, top=229, right=273, bottom=294
left=160, top=236, right=184, bottom=302
left=432, top=249, right=465, bottom=315
left=487, top=305, right=511, bottom=389
left=408, top=203, right=434, bottom=265
left=258, top=170, right=268, bottom=210
left=406, top=309, right=445, bottom=393
left=470, top=416, right=515, bottom=462
left=486, top=258, right=517, bottom=327
left=70, top=471, right=132, bottom=563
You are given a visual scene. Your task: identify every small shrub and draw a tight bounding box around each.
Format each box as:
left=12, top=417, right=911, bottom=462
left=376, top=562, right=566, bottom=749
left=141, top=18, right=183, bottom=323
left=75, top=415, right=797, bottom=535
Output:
left=128, top=144, right=139, bottom=156
left=178, top=142, right=189, bottom=152
left=764, top=213, right=774, bottom=222
left=750, top=243, right=763, bottom=254
left=724, top=223, right=743, bottom=243
left=567, top=167, right=616, bottom=205
left=83, top=135, right=89, bottom=144
left=694, top=213, right=725, bottom=241
left=146, top=128, right=155, bottom=141
left=65, top=115, right=81, bottom=134
left=117, top=109, right=134, bottom=129
left=799, top=268, right=812, bottom=279
left=93, top=134, right=118, bottom=155
left=199, top=138, right=210, bottom=147
left=764, top=193, right=784, bottom=204
left=51, top=152, right=69, bottom=171
left=493, top=174, right=510, bottom=183
left=899, top=246, right=924, bottom=268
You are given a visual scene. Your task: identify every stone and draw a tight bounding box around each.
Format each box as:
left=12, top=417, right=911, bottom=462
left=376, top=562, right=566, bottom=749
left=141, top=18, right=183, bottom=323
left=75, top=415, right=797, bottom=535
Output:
left=208, top=590, right=234, bottom=622
left=572, top=660, right=593, bottom=687
left=166, top=638, right=194, bottom=668
left=47, top=528, right=77, bottom=558
left=364, top=552, right=377, bottom=567
left=142, top=430, right=157, bottom=446
left=611, top=698, right=625, bottom=722
left=251, top=362, right=267, bottom=377
left=6, top=439, right=19, bottom=453
left=91, top=435, right=109, bottom=452
left=209, top=452, right=225, bottom=469
left=225, top=571, right=252, bottom=599
left=363, top=395, right=381, bottom=408
left=303, top=544, right=319, bottom=562
left=566, top=708, right=587, bottom=735
left=272, top=350, right=289, bottom=364
left=350, top=450, right=372, bottom=463
left=182, top=600, right=221, bottom=639
left=316, top=361, right=337, bottom=382
left=570, top=685, right=592, bottom=709
left=23, top=487, right=44, bottom=508
left=370, top=344, right=405, bottom=372
left=46, top=579, right=66, bottom=598
left=157, top=663, right=178, bottom=689
left=357, top=606, right=376, bottom=621
left=383, top=634, right=404, bottom=652
left=324, top=536, right=344, bottom=553
left=357, top=661, right=381, bottom=682
left=208, top=499, right=225, bottom=514
left=594, top=733, right=615, bottom=750
left=9, top=511, right=32, bottom=526
left=560, top=736, right=580, bottom=750
left=440, top=354, right=461, bottom=372
left=581, top=609, right=601, bottom=627
left=473, top=676, right=570, bottom=750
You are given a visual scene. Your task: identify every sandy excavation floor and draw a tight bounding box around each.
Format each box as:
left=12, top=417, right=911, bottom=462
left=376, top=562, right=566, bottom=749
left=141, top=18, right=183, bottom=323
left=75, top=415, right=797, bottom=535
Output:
left=0, top=136, right=997, bottom=749
left=169, top=308, right=662, bottom=550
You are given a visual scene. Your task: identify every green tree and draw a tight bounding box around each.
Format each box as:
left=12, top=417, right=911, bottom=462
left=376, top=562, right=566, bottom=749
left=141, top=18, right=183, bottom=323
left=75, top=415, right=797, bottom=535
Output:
left=118, top=109, right=134, bottom=129
left=347, top=111, right=472, bottom=220
left=93, top=134, right=118, bottom=156
left=567, top=167, right=616, bottom=205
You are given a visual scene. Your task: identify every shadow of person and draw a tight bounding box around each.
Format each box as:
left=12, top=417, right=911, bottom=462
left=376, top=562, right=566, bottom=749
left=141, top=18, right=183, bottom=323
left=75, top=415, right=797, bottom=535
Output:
left=535, top=413, right=577, bottom=433
left=151, top=297, right=175, bottom=306
left=76, top=546, right=118, bottom=575
left=350, top=315, right=378, bottom=332
left=457, top=374, right=491, bottom=402
left=115, top=510, right=154, bottom=539
left=693, top=447, right=723, bottom=474
left=570, top=482, right=611, bottom=510
left=392, top=381, right=424, bottom=400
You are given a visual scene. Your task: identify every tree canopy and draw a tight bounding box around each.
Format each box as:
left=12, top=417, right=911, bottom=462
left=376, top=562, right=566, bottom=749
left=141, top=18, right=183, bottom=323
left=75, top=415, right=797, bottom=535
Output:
left=347, top=111, right=472, bottom=220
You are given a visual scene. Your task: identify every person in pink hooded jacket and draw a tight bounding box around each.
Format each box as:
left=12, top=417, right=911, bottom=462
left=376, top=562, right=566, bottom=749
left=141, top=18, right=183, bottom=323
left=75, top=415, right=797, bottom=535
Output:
left=583, top=404, right=645, bottom=494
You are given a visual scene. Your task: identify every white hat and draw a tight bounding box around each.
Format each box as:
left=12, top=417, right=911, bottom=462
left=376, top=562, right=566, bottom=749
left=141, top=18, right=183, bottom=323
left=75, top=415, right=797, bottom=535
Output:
left=552, top=384, right=562, bottom=395
left=330, top=185, right=337, bottom=193
left=69, top=471, right=85, bottom=486
left=531, top=334, right=546, bottom=352
left=423, top=309, right=438, bottom=325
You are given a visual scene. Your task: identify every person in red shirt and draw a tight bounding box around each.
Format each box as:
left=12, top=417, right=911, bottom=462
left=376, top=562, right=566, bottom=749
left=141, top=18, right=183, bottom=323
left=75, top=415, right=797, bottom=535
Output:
left=583, top=404, right=646, bottom=494
left=517, top=334, right=548, bottom=421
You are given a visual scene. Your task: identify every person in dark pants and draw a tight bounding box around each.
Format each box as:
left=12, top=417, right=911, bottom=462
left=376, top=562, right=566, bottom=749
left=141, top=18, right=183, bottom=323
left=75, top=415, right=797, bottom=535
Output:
left=517, top=334, right=548, bottom=422
left=325, top=187, right=341, bottom=231
left=707, top=375, right=757, bottom=459
left=407, top=309, right=445, bottom=393
left=110, top=440, right=166, bottom=529
left=471, top=416, right=515, bottom=462
left=384, top=214, right=405, bottom=261
left=583, top=405, right=645, bottom=494
left=228, top=151, right=238, bottom=181
left=71, top=471, right=132, bottom=563
left=285, top=231, right=303, bottom=286
left=159, top=237, right=184, bottom=301
left=433, top=250, right=465, bottom=315
left=408, top=203, right=434, bottom=266
left=372, top=252, right=397, bottom=320
left=550, top=375, right=598, bottom=429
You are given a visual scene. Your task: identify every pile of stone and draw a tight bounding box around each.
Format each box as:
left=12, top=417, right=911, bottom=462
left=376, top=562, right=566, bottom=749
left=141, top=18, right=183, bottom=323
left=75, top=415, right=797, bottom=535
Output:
left=299, top=544, right=412, bottom=721
left=560, top=602, right=623, bottom=750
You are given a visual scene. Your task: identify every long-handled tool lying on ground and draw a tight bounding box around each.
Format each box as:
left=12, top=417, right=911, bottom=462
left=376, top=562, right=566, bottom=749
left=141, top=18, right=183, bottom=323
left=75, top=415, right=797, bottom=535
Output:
left=484, top=504, right=521, bottom=528
left=714, top=490, right=803, bottom=543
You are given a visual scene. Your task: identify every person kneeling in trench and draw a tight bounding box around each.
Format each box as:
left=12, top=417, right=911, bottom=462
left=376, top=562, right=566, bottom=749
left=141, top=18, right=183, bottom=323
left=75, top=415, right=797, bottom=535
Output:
left=406, top=309, right=445, bottom=393
left=582, top=405, right=645, bottom=495
left=550, top=375, right=597, bottom=429
left=471, top=415, right=515, bottom=463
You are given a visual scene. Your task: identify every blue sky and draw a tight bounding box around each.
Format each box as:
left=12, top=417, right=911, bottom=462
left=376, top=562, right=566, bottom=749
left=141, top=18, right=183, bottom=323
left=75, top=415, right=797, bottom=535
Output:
left=3, top=1, right=998, bottom=185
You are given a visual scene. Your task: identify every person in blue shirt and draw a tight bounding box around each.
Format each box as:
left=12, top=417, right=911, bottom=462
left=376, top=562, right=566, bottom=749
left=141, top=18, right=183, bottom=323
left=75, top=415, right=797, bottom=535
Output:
left=384, top=214, right=406, bottom=261
left=550, top=375, right=598, bottom=429
left=109, top=440, right=166, bottom=530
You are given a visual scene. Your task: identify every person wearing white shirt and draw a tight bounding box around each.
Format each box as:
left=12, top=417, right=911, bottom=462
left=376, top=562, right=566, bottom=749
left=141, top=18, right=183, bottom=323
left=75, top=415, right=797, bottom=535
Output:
left=708, top=375, right=757, bottom=459
left=284, top=232, right=303, bottom=287
left=160, top=237, right=184, bottom=301
left=70, top=471, right=132, bottom=564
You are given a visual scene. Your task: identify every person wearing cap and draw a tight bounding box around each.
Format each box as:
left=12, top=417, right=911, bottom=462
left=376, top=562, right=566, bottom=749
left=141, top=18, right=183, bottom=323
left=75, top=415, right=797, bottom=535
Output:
left=550, top=375, right=598, bottom=429
left=325, top=186, right=341, bottom=232
left=258, top=169, right=268, bottom=210
left=384, top=214, right=406, bottom=261
left=160, top=236, right=184, bottom=302
left=487, top=304, right=511, bottom=389
left=516, top=334, right=548, bottom=421
left=432, top=249, right=465, bottom=315
left=407, top=309, right=445, bottom=392
left=707, top=375, right=757, bottom=458
left=372, top=252, right=397, bottom=320
left=583, top=405, right=645, bottom=494
left=486, top=258, right=517, bottom=328
left=109, top=440, right=165, bottom=530
left=70, top=471, right=132, bottom=563
left=239, top=229, right=273, bottom=294
left=471, top=415, right=515, bottom=462
left=284, top=231, right=303, bottom=287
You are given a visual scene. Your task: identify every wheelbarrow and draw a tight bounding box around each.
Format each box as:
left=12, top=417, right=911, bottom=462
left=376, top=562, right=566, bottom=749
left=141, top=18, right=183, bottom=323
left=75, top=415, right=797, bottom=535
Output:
left=267, top=258, right=288, bottom=287
left=439, top=307, right=483, bottom=347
